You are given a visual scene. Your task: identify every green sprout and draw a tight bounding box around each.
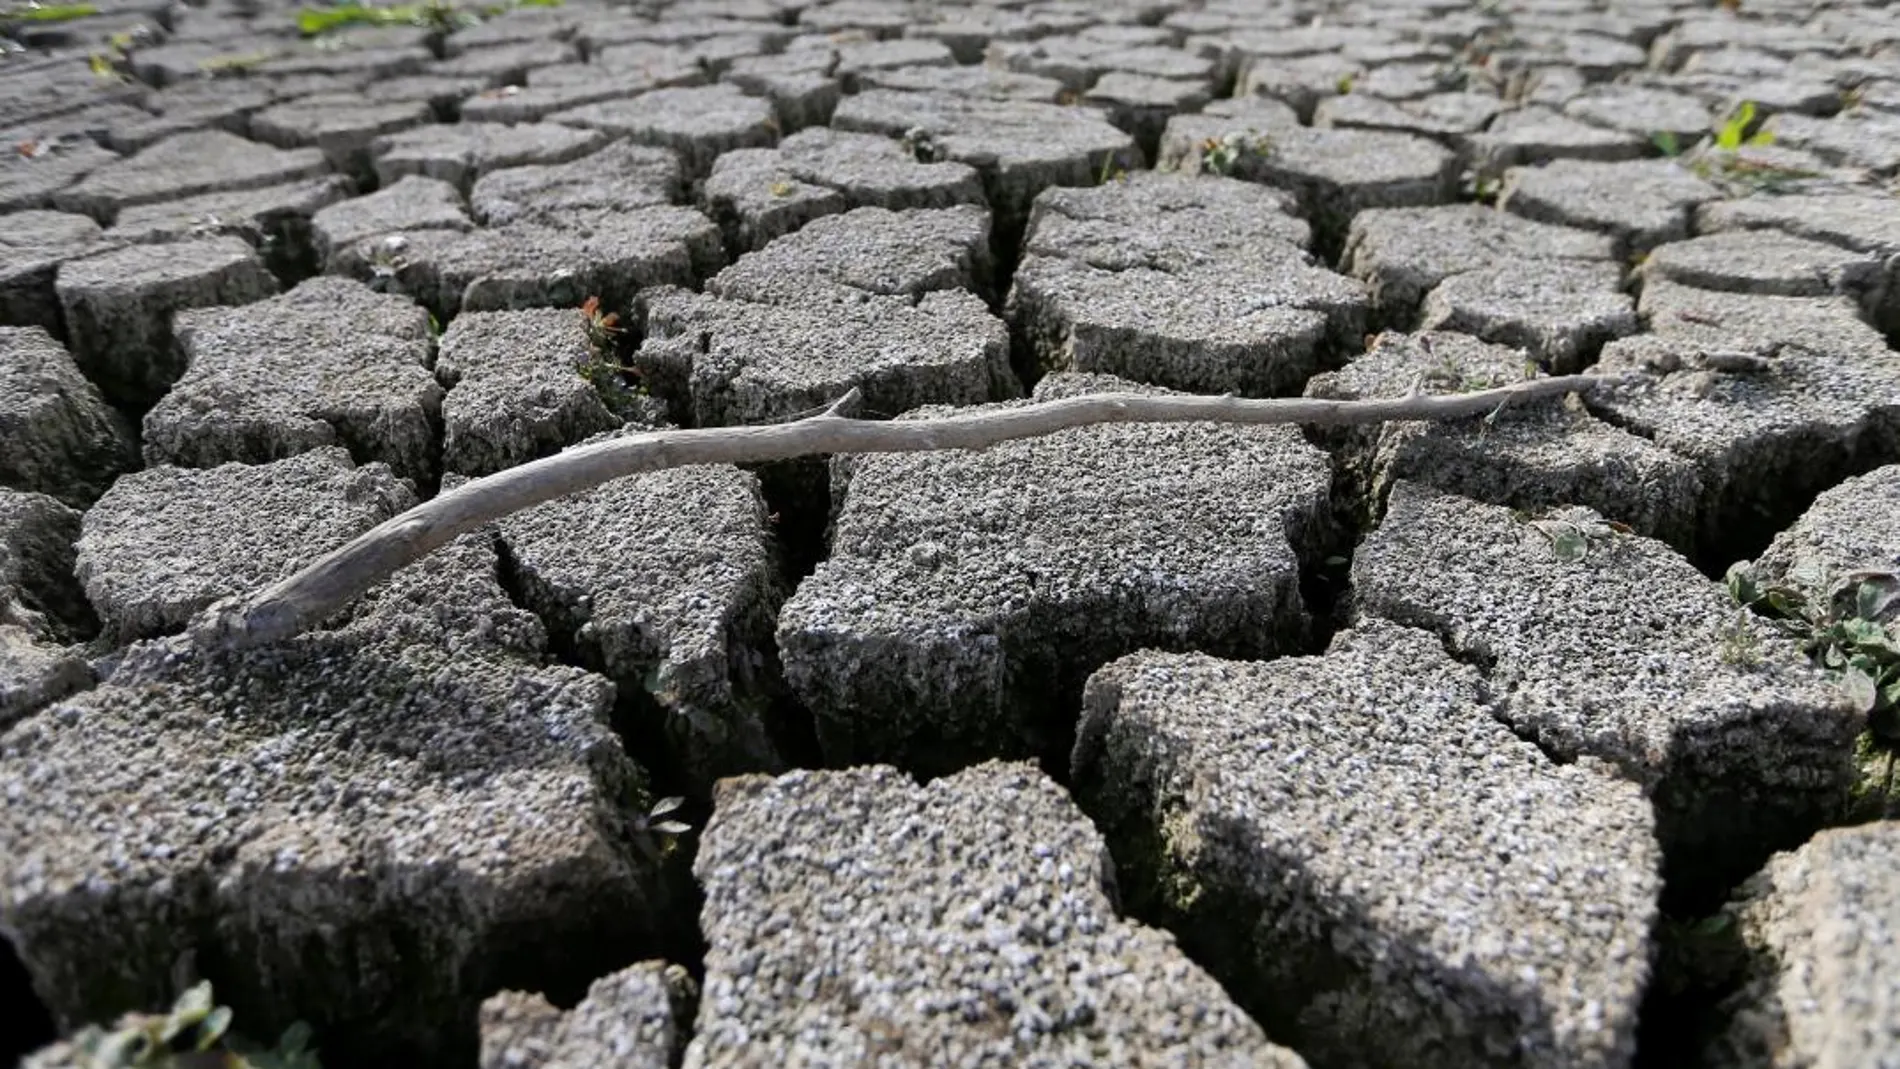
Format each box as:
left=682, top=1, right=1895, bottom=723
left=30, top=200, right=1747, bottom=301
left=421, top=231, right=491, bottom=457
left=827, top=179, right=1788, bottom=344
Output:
left=61, top=981, right=320, bottom=1069
left=576, top=295, right=647, bottom=414
left=294, top=0, right=558, bottom=37
left=1199, top=129, right=1272, bottom=177
left=1713, top=100, right=1771, bottom=151
left=1652, top=100, right=1818, bottom=194
left=1727, top=560, right=1900, bottom=729
left=1, top=2, right=100, bottom=24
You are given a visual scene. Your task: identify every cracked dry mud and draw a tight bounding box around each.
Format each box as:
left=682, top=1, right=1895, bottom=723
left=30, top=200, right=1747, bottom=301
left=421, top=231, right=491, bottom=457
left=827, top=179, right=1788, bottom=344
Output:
left=3, top=1, right=1900, bottom=1067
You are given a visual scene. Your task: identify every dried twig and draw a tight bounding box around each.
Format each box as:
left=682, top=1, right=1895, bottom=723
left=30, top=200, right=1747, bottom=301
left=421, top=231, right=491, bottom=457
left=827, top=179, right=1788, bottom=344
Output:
left=189, top=374, right=1618, bottom=650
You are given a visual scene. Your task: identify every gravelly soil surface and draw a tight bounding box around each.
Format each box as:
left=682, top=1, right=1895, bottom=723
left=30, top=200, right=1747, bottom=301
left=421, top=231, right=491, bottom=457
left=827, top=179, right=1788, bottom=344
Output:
left=3, top=0, right=1900, bottom=1066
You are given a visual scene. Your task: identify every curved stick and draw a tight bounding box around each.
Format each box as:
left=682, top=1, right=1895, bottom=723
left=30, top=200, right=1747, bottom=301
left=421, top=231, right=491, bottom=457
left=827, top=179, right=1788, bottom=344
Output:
left=189, top=374, right=1615, bottom=650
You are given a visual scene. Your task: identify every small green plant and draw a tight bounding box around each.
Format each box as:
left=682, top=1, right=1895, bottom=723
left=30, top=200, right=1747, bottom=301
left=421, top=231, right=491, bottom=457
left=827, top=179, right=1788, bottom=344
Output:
left=576, top=295, right=646, bottom=413
left=1461, top=169, right=1502, bottom=204
left=65, top=981, right=320, bottom=1069
left=1199, top=129, right=1271, bottom=177
left=1334, top=73, right=1354, bottom=95
left=1, top=2, right=99, bottom=24
left=1652, top=101, right=1820, bottom=194
left=1095, top=152, right=1127, bottom=184
left=1713, top=100, right=1771, bottom=151
left=1515, top=509, right=1629, bottom=563
left=361, top=235, right=409, bottom=293
left=1416, top=342, right=1512, bottom=394
left=899, top=126, right=942, bottom=163
left=83, top=27, right=144, bottom=81
left=628, top=794, right=691, bottom=862
left=1727, top=561, right=1900, bottom=730
left=295, top=0, right=558, bottom=37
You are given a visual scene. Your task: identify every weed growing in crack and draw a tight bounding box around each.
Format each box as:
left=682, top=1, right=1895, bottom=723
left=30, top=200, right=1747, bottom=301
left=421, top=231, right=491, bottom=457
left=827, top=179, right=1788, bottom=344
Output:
left=1198, top=130, right=1272, bottom=176
left=362, top=235, right=409, bottom=293
left=576, top=295, right=648, bottom=417
left=900, top=126, right=943, bottom=163
left=0, top=2, right=97, bottom=25
left=295, top=0, right=560, bottom=37
left=629, top=795, right=692, bottom=863
left=1726, top=560, right=1900, bottom=729
left=60, top=981, right=320, bottom=1069
left=1652, top=101, right=1822, bottom=195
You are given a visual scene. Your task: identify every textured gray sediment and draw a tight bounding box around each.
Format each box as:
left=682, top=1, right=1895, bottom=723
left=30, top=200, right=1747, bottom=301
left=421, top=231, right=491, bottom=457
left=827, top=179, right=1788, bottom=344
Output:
left=10, top=2, right=1900, bottom=1064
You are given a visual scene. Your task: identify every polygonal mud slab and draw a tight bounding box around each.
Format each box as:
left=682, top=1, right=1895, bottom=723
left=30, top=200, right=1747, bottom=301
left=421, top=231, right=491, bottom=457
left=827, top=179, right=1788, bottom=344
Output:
left=993, top=41, right=1216, bottom=102
left=0, top=532, right=670, bottom=1067
left=249, top=94, right=434, bottom=182
left=1642, top=229, right=1892, bottom=331
left=102, top=177, right=355, bottom=284
left=829, top=88, right=1138, bottom=234
left=720, top=61, right=841, bottom=134
left=1311, top=90, right=1502, bottom=144
left=1695, top=192, right=1900, bottom=332
left=1072, top=620, right=1660, bottom=1069
left=777, top=373, right=1331, bottom=772
left=469, top=141, right=683, bottom=226
left=1342, top=204, right=1617, bottom=330
left=1637, top=278, right=1891, bottom=361
left=0, top=210, right=107, bottom=339
left=1306, top=331, right=1701, bottom=547
left=1762, top=108, right=1900, bottom=176
left=145, top=277, right=442, bottom=484
left=0, top=139, right=120, bottom=215
left=73, top=448, right=415, bottom=643
left=636, top=284, right=1011, bottom=427
left=1159, top=102, right=1458, bottom=251
left=1587, top=335, right=1900, bottom=561
left=312, top=175, right=473, bottom=271
left=462, top=67, right=686, bottom=127
left=441, top=3, right=582, bottom=55
left=853, top=62, right=1066, bottom=102
left=0, top=327, right=136, bottom=509
left=1753, top=464, right=1900, bottom=585
left=1643, top=229, right=1883, bottom=299
left=689, top=762, right=1307, bottom=1068
left=1418, top=259, right=1638, bottom=373
left=436, top=307, right=621, bottom=477
left=699, top=126, right=984, bottom=252
left=1231, top=53, right=1365, bottom=122
left=1021, top=169, right=1313, bottom=260
left=371, top=121, right=609, bottom=193
left=1705, top=821, right=1900, bottom=1069
left=1563, top=86, right=1717, bottom=145
left=0, top=489, right=89, bottom=646
left=1008, top=172, right=1366, bottom=395
left=1500, top=158, right=1724, bottom=257
left=496, top=462, right=788, bottom=785
left=55, top=234, right=278, bottom=410
left=431, top=38, right=580, bottom=87
left=549, top=84, right=779, bottom=182
left=1084, top=71, right=1214, bottom=159
left=480, top=961, right=696, bottom=1069
left=1352, top=481, right=1862, bottom=902
left=50, top=130, right=328, bottom=224
left=342, top=205, right=722, bottom=323
left=705, top=204, right=992, bottom=304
